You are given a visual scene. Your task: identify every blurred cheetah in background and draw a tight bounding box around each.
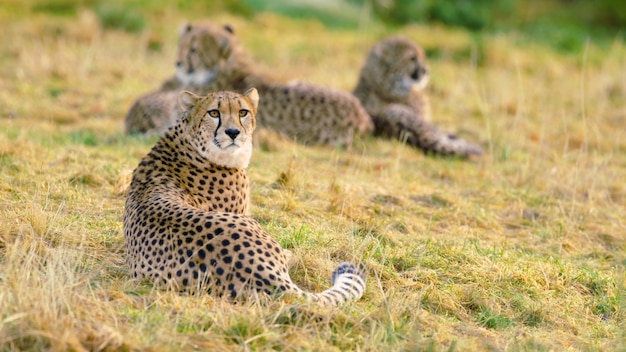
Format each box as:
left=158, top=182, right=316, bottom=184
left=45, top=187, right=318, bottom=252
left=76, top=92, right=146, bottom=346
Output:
left=353, top=36, right=483, bottom=158
left=125, top=22, right=372, bottom=146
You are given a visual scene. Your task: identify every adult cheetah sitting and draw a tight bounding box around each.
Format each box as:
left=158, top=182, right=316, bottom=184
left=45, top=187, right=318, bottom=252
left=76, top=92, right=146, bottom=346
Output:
left=353, top=36, right=484, bottom=158
left=123, top=88, right=365, bottom=306
left=125, top=22, right=372, bottom=146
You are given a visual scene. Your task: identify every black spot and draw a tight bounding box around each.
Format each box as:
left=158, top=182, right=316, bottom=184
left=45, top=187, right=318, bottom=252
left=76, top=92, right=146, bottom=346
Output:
left=216, top=267, right=224, bottom=276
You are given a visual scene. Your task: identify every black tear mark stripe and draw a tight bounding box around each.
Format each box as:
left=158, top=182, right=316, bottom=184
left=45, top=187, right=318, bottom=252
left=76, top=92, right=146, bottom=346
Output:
left=186, top=35, right=197, bottom=73
left=214, top=97, right=223, bottom=139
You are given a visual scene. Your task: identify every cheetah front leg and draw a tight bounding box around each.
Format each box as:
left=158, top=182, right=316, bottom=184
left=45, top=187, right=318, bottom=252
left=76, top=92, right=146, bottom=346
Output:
left=373, top=104, right=483, bottom=159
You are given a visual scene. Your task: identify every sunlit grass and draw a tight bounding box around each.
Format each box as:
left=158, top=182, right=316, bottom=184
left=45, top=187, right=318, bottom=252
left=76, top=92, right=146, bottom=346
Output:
left=0, top=2, right=624, bottom=351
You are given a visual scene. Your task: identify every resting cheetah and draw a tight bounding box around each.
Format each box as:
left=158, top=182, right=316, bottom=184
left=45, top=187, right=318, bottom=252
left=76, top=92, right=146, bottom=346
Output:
left=125, top=22, right=372, bottom=146
left=123, top=88, right=365, bottom=305
left=353, top=36, right=483, bottom=158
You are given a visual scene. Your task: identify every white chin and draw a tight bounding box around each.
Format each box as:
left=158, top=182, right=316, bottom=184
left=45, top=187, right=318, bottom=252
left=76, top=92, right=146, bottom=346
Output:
left=175, top=69, right=215, bottom=86
left=412, top=75, right=429, bottom=91
left=203, top=140, right=252, bottom=169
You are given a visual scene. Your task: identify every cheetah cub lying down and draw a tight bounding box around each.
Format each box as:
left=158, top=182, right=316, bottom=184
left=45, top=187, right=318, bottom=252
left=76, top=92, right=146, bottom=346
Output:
left=123, top=88, right=365, bottom=306
left=125, top=22, right=373, bottom=146
left=353, top=36, right=484, bottom=158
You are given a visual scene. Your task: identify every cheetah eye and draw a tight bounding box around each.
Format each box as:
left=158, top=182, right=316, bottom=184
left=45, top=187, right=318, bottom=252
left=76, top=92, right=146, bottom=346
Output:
left=189, top=47, right=197, bottom=54
left=239, top=110, right=249, bottom=118
left=207, top=110, right=220, bottom=119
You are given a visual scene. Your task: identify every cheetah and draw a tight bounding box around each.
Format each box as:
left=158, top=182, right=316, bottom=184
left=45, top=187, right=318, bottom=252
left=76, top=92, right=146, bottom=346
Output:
left=123, top=88, right=365, bottom=306
left=353, top=36, right=484, bottom=158
left=124, top=22, right=373, bottom=146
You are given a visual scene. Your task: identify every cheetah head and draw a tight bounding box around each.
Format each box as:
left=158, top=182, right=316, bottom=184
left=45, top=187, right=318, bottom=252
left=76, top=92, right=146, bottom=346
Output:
left=360, top=36, right=429, bottom=101
left=175, top=22, right=237, bottom=86
left=178, top=88, right=259, bottom=169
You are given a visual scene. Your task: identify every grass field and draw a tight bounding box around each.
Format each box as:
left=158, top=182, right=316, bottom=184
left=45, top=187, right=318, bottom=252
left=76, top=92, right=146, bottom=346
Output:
left=0, top=2, right=624, bottom=351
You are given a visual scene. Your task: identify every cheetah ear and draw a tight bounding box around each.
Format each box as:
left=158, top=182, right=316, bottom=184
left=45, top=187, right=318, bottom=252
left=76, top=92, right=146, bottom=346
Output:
left=178, top=22, right=192, bottom=36
left=243, top=88, right=259, bottom=111
left=178, top=90, right=199, bottom=112
left=223, top=24, right=234, bottom=34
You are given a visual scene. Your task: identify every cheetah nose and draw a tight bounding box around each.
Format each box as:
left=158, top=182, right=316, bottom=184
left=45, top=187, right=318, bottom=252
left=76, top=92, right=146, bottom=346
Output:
left=411, top=67, right=428, bottom=80
left=225, top=128, right=240, bottom=140
left=176, top=61, right=182, bottom=68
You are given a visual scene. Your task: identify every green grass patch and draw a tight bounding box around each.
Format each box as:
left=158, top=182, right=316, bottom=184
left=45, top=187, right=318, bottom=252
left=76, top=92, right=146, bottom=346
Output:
left=94, top=4, right=145, bottom=33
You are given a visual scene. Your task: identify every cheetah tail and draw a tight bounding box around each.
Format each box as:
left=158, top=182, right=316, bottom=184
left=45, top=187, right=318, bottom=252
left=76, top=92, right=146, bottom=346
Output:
left=308, top=262, right=366, bottom=306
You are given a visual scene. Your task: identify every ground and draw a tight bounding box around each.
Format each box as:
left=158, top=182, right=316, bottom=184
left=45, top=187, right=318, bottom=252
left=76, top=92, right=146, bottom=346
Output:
left=0, top=2, right=624, bottom=351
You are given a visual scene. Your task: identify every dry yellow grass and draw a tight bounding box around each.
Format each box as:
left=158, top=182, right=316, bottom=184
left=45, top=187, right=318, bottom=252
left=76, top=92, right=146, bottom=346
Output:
left=0, top=2, right=624, bottom=351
